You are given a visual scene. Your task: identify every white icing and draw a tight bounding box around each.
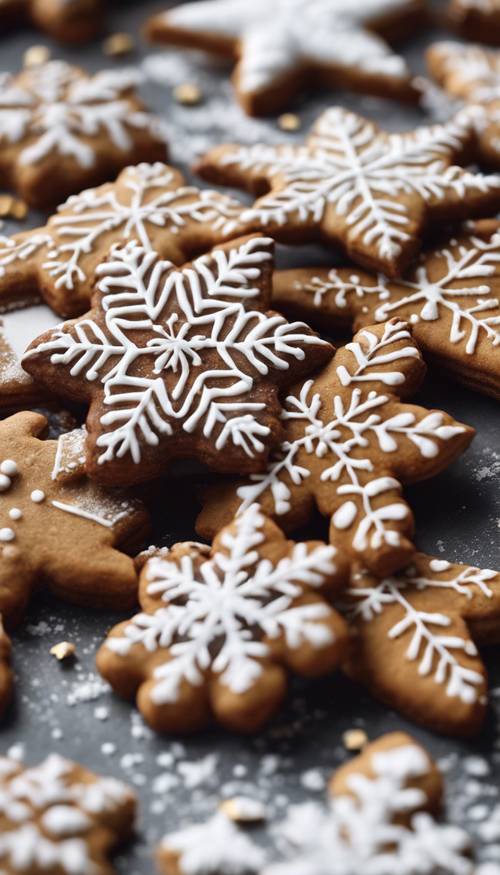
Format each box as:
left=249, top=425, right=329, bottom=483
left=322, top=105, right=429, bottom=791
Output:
left=0, top=60, right=168, bottom=168
left=167, top=0, right=413, bottom=96
left=51, top=499, right=127, bottom=528
left=0, top=460, right=17, bottom=476
left=30, top=489, right=45, bottom=503
left=215, top=108, right=500, bottom=264
left=8, top=508, right=22, bottom=520
left=0, top=527, right=15, bottom=541
left=235, top=322, right=465, bottom=558
left=51, top=428, right=86, bottom=480
left=162, top=811, right=266, bottom=875
left=106, top=503, right=338, bottom=702
left=26, top=237, right=327, bottom=466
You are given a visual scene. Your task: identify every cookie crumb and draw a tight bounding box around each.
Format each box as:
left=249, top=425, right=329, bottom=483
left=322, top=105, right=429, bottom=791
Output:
left=219, top=797, right=267, bottom=823
left=50, top=641, right=76, bottom=661
left=103, top=33, right=135, bottom=57
left=23, top=45, right=51, bottom=67
left=278, top=113, right=301, bottom=131
left=343, top=728, right=368, bottom=752
left=173, top=83, right=203, bottom=105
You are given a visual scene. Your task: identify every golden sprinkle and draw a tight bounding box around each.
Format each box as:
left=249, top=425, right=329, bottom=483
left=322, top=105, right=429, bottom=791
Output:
left=24, top=45, right=51, bottom=68
left=278, top=113, right=301, bottom=132
left=219, top=797, right=267, bottom=823
left=50, top=641, right=76, bottom=661
left=103, top=32, right=135, bottom=57
left=10, top=199, right=28, bottom=220
left=173, top=83, right=203, bottom=106
left=0, top=195, right=14, bottom=218
left=342, top=728, right=368, bottom=752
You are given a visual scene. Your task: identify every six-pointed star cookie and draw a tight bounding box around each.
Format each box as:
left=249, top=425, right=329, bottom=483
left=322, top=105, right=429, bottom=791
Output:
left=0, top=60, right=168, bottom=208
left=0, top=753, right=135, bottom=875
left=197, top=320, right=474, bottom=576
left=23, top=236, right=332, bottom=486
left=273, top=220, right=500, bottom=400
left=146, top=0, right=423, bottom=116
left=343, top=553, right=500, bottom=736
left=0, top=411, right=149, bottom=627
left=447, top=0, right=500, bottom=46
left=196, top=107, right=500, bottom=277
left=158, top=733, right=471, bottom=875
left=428, top=41, right=500, bottom=171
left=0, top=0, right=103, bottom=42
left=97, top=503, right=349, bottom=734
left=0, top=162, right=245, bottom=318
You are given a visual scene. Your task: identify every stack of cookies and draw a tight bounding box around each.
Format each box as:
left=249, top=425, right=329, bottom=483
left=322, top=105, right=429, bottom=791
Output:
left=0, top=1, right=498, bottom=873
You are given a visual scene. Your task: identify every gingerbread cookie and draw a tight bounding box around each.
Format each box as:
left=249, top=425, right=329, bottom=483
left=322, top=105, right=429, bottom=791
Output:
left=0, top=162, right=245, bottom=318
left=342, top=553, right=500, bottom=736
left=97, top=503, right=349, bottom=734
left=196, top=107, right=500, bottom=277
left=146, top=0, right=424, bottom=117
left=273, top=220, right=500, bottom=400
left=0, top=753, right=135, bottom=875
left=158, top=733, right=471, bottom=875
left=0, top=60, right=168, bottom=208
left=0, top=0, right=103, bottom=42
left=428, top=42, right=500, bottom=171
left=0, top=411, right=149, bottom=627
left=447, top=0, right=500, bottom=46
left=197, top=320, right=474, bottom=576
left=0, top=618, right=12, bottom=718
left=24, top=236, right=332, bottom=486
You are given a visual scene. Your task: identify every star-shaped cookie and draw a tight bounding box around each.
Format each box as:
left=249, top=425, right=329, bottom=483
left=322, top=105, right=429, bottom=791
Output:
left=97, top=503, right=349, bottom=734
left=0, top=0, right=103, bottom=42
left=273, top=220, right=500, bottom=400
left=0, top=411, right=149, bottom=629
left=446, top=0, right=500, bottom=46
left=23, top=236, right=332, bottom=486
left=0, top=162, right=245, bottom=318
left=146, top=0, right=423, bottom=116
left=343, top=553, right=500, bottom=736
left=0, top=753, right=135, bottom=875
left=197, top=320, right=474, bottom=577
left=196, top=107, right=500, bottom=277
left=428, top=41, right=500, bottom=171
left=0, top=60, right=168, bottom=208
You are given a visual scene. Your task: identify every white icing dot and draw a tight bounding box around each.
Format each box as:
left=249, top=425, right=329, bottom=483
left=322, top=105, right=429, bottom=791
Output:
left=0, top=460, right=17, bottom=476
left=0, top=528, right=15, bottom=542
left=8, top=508, right=22, bottom=520
left=30, top=490, right=46, bottom=503
left=429, top=559, right=451, bottom=572
left=0, top=475, right=11, bottom=492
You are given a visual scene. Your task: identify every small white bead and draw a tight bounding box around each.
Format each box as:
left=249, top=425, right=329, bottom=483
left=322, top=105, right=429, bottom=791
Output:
left=0, top=528, right=15, bottom=542
left=0, top=460, right=17, bottom=476
left=0, top=475, right=11, bottom=492
left=30, top=490, right=46, bottom=503
left=9, top=508, right=22, bottom=521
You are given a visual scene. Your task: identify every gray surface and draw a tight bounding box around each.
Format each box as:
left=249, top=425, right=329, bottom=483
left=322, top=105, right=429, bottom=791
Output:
left=0, top=2, right=500, bottom=873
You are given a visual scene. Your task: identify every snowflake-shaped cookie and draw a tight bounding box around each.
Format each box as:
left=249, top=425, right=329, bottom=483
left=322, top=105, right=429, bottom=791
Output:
left=197, top=320, right=474, bottom=576
left=196, top=107, right=500, bottom=276
left=0, top=411, right=149, bottom=629
left=0, top=162, right=245, bottom=317
left=273, top=219, right=500, bottom=399
left=447, top=0, right=500, bottom=45
left=157, top=732, right=472, bottom=875
left=0, top=0, right=104, bottom=42
left=146, top=0, right=422, bottom=115
left=0, top=60, right=168, bottom=208
left=428, top=42, right=500, bottom=170
left=0, top=753, right=135, bottom=875
left=97, top=503, right=348, bottom=734
left=24, top=236, right=331, bottom=485
left=342, top=553, right=500, bottom=736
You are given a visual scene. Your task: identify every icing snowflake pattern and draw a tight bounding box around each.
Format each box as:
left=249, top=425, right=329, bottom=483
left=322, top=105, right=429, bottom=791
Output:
left=0, top=754, right=133, bottom=875
left=206, top=321, right=470, bottom=574
left=198, top=107, right=500, bottom=274
left=104, top=503, right=342, bottom=706
left=24, top=237, right=330, bottom=476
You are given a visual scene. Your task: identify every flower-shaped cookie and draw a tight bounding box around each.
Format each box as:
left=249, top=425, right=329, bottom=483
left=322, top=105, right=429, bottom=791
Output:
left=0, top=411, right=149, bottom=628
left=342, top=553, right=500, bottom=736
left=0, top=60, right=168, bottom=207
left=196, top=107, right=500, bottom=276
left=428, top=41, right=500, bottom=170
left=273, top=220, right=500, bottom=400
left=0, top=0, right=103, bottom=42
left=197, top=320, right=474, bottom=576
left=146, top=0, right=423, bottom=116
left=24, top=236, right=332, bottom=485
left=0, top=753, right=135, bottom=875
left=0, top=162, right=245, bottom=318
left=97, top=504, right=349, bottom=734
